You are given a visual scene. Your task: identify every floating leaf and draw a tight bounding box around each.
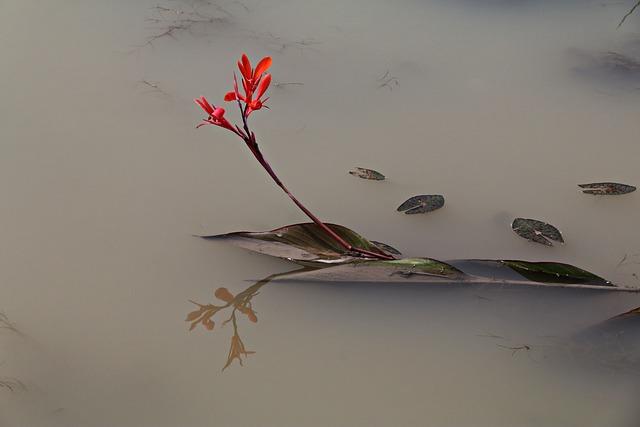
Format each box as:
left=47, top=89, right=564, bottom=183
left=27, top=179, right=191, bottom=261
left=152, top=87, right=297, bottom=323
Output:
left=198, top=222, right=396, bottom=266
left=371, top=241, right=402, bottom=256
left=397, top=195, right=445, bottom=214
left=499, top=260, right=612, bottom=286
left=273, top=258, right=466, bottom=283
left=270, top=257, right=630, bottom=290
left=578, top=182, right=636, bottom=195
left=511, top=218, right=564, bottom=246
left=349, top=167, right=385, bottom=181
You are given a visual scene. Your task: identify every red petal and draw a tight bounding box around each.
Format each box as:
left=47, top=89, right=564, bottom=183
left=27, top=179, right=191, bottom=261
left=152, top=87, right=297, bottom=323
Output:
left=224, top=91, right=237, bottom=101
left=253, top=56, right=272, bottom=80
left=195, top=97, right=215, bottom=115
left=240, top=54, right=252, bottom=80
left=213, top=107, right=225, bottom=119
left=255, top=73, right=271, bottom=100
left=203, top=97, right=216, bottom=112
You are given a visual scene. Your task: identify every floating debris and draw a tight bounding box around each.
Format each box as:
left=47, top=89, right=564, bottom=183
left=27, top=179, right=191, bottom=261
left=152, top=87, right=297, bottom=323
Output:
left=569, top=48, right=640, bottom=86
left=579, top=182, right=636, bottom=195
left=618, top=0, right=640, bottom=28
left=349, top=167, right=385, bottom=181
left=511, top=218, right=564, bottom=246
left=397, top=195, right=445, bottom=214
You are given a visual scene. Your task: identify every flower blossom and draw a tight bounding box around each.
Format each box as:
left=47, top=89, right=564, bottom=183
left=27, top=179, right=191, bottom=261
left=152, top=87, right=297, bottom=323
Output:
left=224, top=54, right=272, bottom=117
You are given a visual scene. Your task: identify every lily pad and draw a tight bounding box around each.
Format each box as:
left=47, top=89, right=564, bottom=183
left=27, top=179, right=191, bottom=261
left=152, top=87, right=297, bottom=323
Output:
left=511, top=218, right=564, bottom=246
left=397, top=195, right=445, bottom=214
left=198, top=222, right=395, bottom=266
left=578, top=182, right=636, bottom=195
left=349, top=167, right=385, bottom=181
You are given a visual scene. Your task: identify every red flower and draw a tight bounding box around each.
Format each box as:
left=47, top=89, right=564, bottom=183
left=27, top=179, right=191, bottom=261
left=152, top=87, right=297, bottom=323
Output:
left=194, top=96, right=239, bottom=134
left=224, top=54, right=272, bottom=117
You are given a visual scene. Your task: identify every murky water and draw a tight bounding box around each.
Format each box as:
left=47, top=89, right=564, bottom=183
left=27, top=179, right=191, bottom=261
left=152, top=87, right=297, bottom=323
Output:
left=1, top=0, right=640, bottom=425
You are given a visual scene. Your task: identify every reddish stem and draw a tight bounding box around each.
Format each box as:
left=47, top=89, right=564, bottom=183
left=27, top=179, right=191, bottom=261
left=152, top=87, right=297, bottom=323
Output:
left=244, top=135, right=393, bottom=260
left=230, top=88, right=392, bottom=261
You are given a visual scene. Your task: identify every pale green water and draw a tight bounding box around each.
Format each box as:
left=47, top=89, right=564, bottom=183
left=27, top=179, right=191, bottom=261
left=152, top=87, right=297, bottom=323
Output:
left=1, top=0, right=640, bottom=426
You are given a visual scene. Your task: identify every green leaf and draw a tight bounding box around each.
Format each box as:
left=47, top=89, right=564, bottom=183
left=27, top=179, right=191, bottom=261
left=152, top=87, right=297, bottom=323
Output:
left=397, top=195, right=445, bottom=214
left=578, top=182, right=636, bottom=195
left=499, top=260, right=612, bottom=286
left=198, top=222, right=396, bottom=266
left=511, top=218, right=564, bottom=246
left=349, top=167, right=385, bottom=181
left=267, top=258, right=632, bottom=290
left=273, top=257, right=466, bottom=283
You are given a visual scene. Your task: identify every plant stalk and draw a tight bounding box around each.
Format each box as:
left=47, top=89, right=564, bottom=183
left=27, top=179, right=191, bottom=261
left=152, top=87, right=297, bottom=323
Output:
left=235, top=95, right=393, bottom=260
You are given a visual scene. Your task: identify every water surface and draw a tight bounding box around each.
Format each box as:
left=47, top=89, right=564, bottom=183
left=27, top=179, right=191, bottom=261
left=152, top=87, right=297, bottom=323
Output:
left=1, top=0, right=640, bottom=425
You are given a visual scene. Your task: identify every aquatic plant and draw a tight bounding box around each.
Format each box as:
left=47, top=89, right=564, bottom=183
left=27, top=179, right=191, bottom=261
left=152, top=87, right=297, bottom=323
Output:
left=191, top=53, right=638, bottom=370
left=195, top=54, right=394, bottom=261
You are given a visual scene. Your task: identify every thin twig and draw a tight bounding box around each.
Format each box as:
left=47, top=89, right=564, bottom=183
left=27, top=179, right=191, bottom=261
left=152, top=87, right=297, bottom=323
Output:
left=273, top=81, right=304, bottom=88
left=139, top=79, right=170, bottom=96
left=497, top=344, right=531, bottom=356
left=618, top=0, right=640, bottom=28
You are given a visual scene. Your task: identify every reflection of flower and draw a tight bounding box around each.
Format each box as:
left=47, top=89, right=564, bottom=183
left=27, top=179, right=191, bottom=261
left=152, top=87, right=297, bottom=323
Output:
left=186, top=283, right=262, bottom=370
left=224, top=329, right=255, bottom=371
left=185, top=269, right=310, bottom=371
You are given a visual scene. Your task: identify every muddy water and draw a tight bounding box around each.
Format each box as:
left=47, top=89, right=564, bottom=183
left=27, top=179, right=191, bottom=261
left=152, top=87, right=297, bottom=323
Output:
left=1, top=0, right=640, bottom=425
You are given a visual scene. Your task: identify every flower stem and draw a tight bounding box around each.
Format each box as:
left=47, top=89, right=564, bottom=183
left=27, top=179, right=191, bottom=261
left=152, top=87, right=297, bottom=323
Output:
left=234, top=95, right=392, bottom=260
left=246, top=135, right=393, bottom=260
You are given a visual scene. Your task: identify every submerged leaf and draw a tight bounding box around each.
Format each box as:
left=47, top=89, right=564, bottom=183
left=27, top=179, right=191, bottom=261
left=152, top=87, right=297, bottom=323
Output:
left=578, top=182, right=636, bottom=195
left=349, top=167, right=385, bottom=181
left=397, top=195, right=445, bottom=214
left=511, top=218, right=564, bottom=246
left=198, top=222, right=395, bottom=266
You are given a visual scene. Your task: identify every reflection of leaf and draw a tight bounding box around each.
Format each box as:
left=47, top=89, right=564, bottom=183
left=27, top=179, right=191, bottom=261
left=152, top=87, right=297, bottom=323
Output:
left=609, top=306, right=640, bottom=320
left=579, top=182, right=636, bottom=195
left=500, top=260, right=612, bottom=286
left=349, top=167, right=385, bottom=180
left=397, top=195, right=444, bottom=214
left=511, top=218, right=564, bottom=246
left=198, top=222, right=395, bottom=266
